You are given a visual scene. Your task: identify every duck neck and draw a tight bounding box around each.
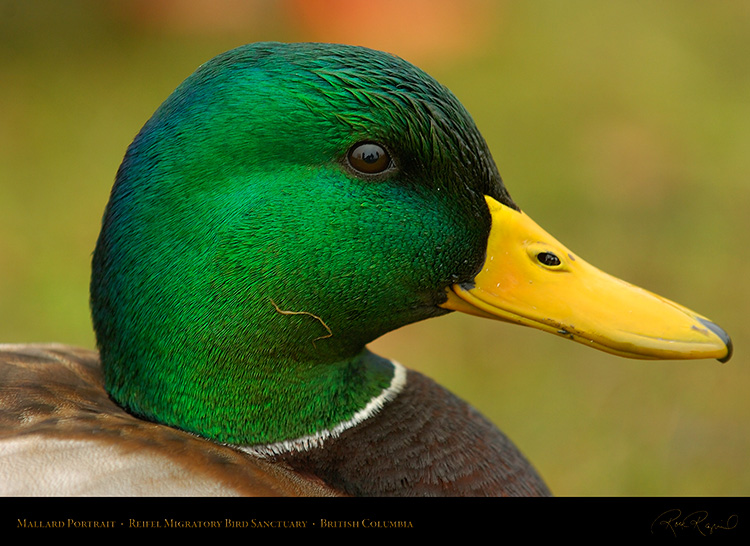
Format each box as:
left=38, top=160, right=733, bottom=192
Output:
left=100, top=322, right=401, bottom=446
left=240, top=354, right=407, bottom=456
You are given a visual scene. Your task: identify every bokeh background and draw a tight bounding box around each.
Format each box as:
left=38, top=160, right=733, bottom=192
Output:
left=1, top=0, right=748, bottom=496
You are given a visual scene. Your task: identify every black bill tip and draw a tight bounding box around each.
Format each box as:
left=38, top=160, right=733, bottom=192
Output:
left=697, top=317, right=733, bottom=363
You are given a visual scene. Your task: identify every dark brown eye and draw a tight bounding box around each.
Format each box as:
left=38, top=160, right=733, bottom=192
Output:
left=347, top=142, right=391, bottom=175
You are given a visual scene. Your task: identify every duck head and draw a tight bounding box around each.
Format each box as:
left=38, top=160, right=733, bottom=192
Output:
left=91, top=43, right=731, bottom=447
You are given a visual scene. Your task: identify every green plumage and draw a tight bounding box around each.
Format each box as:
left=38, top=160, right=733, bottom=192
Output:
left=91, top=42, right=515, bottom=445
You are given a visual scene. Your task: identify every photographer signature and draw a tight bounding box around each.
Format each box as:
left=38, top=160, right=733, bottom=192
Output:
left=651, top=509, right=738, bottom=537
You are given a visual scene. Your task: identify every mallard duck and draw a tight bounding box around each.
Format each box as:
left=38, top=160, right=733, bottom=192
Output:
left=0, top=42, right=731, bottom=497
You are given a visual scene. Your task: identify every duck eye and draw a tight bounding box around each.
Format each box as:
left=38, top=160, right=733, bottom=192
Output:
left=537, top=252, right=561, bottom=267
left=347, top=142, right=391, bottom=175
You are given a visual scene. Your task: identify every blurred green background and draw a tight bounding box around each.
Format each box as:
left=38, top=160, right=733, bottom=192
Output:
left=1, top=0, right=748, bottom=496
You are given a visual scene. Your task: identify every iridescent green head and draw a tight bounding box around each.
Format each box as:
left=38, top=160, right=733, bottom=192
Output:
left=90, top=43, right=514, bottom=445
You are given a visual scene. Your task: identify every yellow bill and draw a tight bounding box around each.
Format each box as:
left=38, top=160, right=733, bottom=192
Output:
left=442, top=196, right=732, bottom=362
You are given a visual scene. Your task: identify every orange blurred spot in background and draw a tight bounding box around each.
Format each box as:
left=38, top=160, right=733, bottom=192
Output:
left=284, top=0, right=500, bottom=62
left=116, top=0, right=501, bottom=64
